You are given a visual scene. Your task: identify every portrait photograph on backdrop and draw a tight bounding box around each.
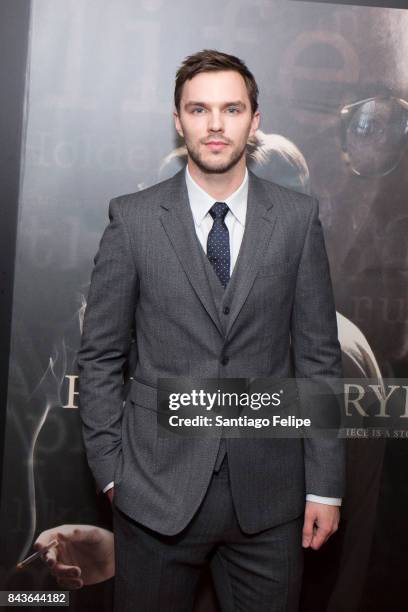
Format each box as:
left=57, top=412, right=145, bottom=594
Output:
left=0, top=1, right=407, bottom=611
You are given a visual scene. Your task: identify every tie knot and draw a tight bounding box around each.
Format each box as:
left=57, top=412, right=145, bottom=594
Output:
left=209, top=201, right=229, bottom=221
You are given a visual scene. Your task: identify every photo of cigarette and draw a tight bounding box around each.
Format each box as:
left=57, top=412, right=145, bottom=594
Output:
left=16, top=539, right=58, bottom=569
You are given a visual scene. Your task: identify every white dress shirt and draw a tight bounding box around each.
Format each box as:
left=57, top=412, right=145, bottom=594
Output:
left=185, top=164, right=248, bottom=275
left=104, top=166, right=341, bottom=506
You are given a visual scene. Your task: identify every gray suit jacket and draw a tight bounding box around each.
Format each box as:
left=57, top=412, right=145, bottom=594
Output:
left=77, top=167, right=345, bottom=535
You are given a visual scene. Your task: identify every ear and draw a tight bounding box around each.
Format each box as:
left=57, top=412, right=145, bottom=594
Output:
left=249, top=111, right=260, bottom=139
left=173, top=110, right=184, bottom=138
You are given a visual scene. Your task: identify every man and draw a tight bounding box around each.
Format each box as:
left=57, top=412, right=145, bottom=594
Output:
left=77, top=50, right=345, bottom=611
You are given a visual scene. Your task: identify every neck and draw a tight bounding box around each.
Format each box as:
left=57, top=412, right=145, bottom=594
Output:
left=187, top=157, right=246, bottom=200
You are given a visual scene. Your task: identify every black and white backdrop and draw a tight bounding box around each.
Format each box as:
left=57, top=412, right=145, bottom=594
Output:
left=0, top=1, right=407, bottom=610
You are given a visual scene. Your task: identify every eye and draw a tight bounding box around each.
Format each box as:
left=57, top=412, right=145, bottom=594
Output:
left=226, top=107, right=239, bottom=114
left=192, top=107, right=206, bottom=114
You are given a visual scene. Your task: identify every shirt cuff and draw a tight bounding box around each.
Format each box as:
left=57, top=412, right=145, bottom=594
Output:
left=102, top=481, right=114, bottom=493
left=306, top=494, right=342, bottom=506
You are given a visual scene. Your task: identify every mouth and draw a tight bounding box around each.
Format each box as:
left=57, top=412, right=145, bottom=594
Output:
left=204, top=141, right=229, bottom=151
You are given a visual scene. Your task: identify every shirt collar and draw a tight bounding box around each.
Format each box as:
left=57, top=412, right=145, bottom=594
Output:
left=185, top=165, right=248, bottom=228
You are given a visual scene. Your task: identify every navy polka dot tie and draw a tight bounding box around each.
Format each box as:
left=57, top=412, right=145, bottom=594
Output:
left=207, top=201, right=230, bottom=288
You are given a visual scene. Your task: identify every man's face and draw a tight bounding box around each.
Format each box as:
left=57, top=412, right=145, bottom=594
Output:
left=272, top=8, right=408, bottom=365
left=174, top=70, right=260, bottom=174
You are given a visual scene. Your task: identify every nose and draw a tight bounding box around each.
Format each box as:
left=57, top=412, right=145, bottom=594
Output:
left=208, top=110, right=224, bottom=133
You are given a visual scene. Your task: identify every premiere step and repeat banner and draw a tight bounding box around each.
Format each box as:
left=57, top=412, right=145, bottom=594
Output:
left=1, top=1, right=407, bottom=610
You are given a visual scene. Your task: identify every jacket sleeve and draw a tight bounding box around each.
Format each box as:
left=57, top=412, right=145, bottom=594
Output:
left=290, top=198, right=346, bottom=499
left=77, top=198, right=138, bottom=492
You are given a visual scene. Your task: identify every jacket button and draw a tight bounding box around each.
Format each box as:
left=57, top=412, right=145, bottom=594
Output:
left=221, top=356, right=229, bottom=365
left=223, top=306, right=230, bottom=315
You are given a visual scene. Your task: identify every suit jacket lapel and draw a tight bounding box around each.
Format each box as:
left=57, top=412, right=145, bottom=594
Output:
left=223, top=170, right=280, bottom=339
left=159, top=168, right=224, bottom=336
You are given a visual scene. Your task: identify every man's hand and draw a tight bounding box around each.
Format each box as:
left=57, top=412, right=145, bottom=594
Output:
left=302, top=501, right=340, bottom=550
left=34, top=525, right=115, bottom=589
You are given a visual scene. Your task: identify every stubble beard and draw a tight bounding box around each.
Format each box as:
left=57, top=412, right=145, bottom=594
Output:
left=186, top=140, right=248, bottom=175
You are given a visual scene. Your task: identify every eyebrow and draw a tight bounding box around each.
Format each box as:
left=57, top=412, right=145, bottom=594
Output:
left=289, top=83, right=398, bottom=115
left=184, top=101, right=247, bottom=110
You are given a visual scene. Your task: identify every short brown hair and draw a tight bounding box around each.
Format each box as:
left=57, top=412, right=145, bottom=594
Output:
left=174, top=49, right=259, bottom=115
